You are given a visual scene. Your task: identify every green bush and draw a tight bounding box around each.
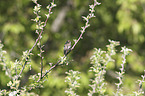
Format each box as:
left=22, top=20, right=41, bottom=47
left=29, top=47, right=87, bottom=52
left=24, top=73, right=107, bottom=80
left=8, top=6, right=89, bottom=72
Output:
left=0, top=0, right=145, bottom=96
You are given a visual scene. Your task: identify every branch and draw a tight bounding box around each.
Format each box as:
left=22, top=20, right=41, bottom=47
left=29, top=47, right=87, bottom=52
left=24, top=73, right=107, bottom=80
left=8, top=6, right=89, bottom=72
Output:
left=18, top=0, right=56, bottom=79
left=36, top=0, right=101, bottom=83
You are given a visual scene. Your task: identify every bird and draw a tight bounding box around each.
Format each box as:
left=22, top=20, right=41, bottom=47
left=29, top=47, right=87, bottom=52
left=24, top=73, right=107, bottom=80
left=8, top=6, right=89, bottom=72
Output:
left=64, top=40, right=71, bottom=55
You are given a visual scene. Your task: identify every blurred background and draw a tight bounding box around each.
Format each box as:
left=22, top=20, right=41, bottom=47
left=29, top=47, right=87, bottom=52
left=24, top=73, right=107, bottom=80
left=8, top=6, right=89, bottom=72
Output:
left=0, top=0, right=145, bottom=95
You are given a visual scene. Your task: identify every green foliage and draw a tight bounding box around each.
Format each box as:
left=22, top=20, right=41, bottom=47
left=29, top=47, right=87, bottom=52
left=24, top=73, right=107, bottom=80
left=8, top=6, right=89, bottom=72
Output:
left=117, top=0, right=145, bottom=43
left=0, top=0, right=145, bottom=96
left=64, top=40, right=144, bottom=96
left=114, top=46, right=132, bottom=95
left=88, top=40, right=120, bottom=96
left=133, top=73, right=145, bottom=95
left=65, top=70, right=80, bottom=96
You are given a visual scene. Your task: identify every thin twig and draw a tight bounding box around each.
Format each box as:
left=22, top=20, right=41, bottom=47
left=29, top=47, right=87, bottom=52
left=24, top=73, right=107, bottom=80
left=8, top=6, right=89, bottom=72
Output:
left=38, top=34, right=43, bottom=80
left=37, top=59, right=62, bottom=82
left=18, top=0, right=55, bottom=79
